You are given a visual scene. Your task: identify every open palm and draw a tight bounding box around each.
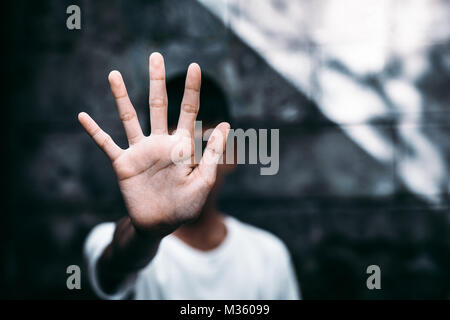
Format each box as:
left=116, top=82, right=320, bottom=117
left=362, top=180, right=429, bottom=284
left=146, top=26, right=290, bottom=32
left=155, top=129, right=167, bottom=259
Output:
left=78, top=53, right=229, bottom=232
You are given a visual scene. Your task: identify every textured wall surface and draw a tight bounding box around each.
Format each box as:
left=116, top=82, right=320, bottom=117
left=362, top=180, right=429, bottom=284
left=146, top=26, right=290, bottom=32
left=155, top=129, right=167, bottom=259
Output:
left=3, top=0, right=450, bottom=299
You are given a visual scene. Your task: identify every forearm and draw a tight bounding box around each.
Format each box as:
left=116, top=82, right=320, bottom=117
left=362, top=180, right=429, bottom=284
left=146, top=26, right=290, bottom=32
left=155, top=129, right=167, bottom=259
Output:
left=96, top=216, right=171, bottom=294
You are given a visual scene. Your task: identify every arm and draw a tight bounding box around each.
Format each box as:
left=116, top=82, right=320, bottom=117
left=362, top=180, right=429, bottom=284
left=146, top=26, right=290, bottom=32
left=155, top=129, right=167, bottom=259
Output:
left=79, top=53, right=230, bottom=295
left=96, top=217, right=162, bottom=294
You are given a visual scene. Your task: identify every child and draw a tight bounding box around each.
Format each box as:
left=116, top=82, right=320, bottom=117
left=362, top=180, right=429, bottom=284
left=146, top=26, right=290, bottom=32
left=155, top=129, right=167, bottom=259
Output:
left=82, top=53, right=300, bottom=299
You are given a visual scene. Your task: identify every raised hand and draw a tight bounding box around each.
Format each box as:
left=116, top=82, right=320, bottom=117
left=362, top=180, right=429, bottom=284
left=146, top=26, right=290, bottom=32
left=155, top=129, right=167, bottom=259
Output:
left=79, top=53, right=230, bottom=233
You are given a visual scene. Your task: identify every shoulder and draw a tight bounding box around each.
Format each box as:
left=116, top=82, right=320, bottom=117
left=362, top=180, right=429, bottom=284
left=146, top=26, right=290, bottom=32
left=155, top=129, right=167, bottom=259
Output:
left=227, top=216, right=290, bottom=261
left=85, top=222, right=116, bottom=243
left=83, top=222, right=116, bottom=256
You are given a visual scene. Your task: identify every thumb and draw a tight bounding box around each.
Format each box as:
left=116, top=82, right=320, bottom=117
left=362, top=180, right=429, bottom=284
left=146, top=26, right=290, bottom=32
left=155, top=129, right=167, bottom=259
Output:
left=195, top=122, right=230, bottom=187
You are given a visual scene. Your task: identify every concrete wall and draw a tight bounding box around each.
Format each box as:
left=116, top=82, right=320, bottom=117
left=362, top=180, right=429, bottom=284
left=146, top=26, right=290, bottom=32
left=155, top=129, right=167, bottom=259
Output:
left=3, top=0, right=450, bottom=299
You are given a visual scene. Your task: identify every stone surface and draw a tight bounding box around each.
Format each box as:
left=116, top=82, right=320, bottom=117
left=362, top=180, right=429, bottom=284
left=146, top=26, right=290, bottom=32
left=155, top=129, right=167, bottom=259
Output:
left=3, top=0, right=450, bottom=299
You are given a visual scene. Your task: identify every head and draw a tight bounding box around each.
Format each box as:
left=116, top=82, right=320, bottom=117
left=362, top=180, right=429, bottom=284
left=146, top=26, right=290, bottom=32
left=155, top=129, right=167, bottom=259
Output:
left=167, top=72, right=235, bottom=192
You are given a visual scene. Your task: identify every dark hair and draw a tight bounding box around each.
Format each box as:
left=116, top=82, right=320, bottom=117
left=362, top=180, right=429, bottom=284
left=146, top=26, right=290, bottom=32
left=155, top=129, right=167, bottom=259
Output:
left=166, top=72, right=231, bottom=129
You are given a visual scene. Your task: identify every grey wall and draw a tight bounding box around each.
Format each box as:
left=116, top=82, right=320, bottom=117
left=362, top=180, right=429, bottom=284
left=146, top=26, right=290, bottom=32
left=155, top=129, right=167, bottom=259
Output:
left=3, top=0, right=450, bottom=299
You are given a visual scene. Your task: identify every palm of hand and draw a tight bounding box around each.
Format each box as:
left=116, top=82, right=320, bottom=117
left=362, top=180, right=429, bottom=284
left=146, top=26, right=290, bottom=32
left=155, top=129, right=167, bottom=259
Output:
left=78, top=53, right=229, bottom=231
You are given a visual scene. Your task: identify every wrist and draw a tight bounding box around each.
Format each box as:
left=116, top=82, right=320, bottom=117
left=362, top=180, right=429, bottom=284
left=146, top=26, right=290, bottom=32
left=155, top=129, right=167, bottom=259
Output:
left=129, top=216, right=181, bottom=240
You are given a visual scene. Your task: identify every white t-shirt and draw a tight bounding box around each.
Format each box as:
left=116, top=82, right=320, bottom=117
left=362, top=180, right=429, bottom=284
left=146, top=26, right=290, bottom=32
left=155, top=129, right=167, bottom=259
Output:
left=84, top=216, right=301, bottom=300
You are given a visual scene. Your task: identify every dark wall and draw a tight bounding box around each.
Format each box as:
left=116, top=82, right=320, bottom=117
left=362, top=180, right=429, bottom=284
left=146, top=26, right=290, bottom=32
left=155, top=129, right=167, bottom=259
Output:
left=3, top=0, right=450, bottom=299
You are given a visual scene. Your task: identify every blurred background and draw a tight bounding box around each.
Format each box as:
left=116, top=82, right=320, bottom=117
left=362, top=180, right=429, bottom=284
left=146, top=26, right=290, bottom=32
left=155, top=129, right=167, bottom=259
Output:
left=3, top=0, right=450, bottom=299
